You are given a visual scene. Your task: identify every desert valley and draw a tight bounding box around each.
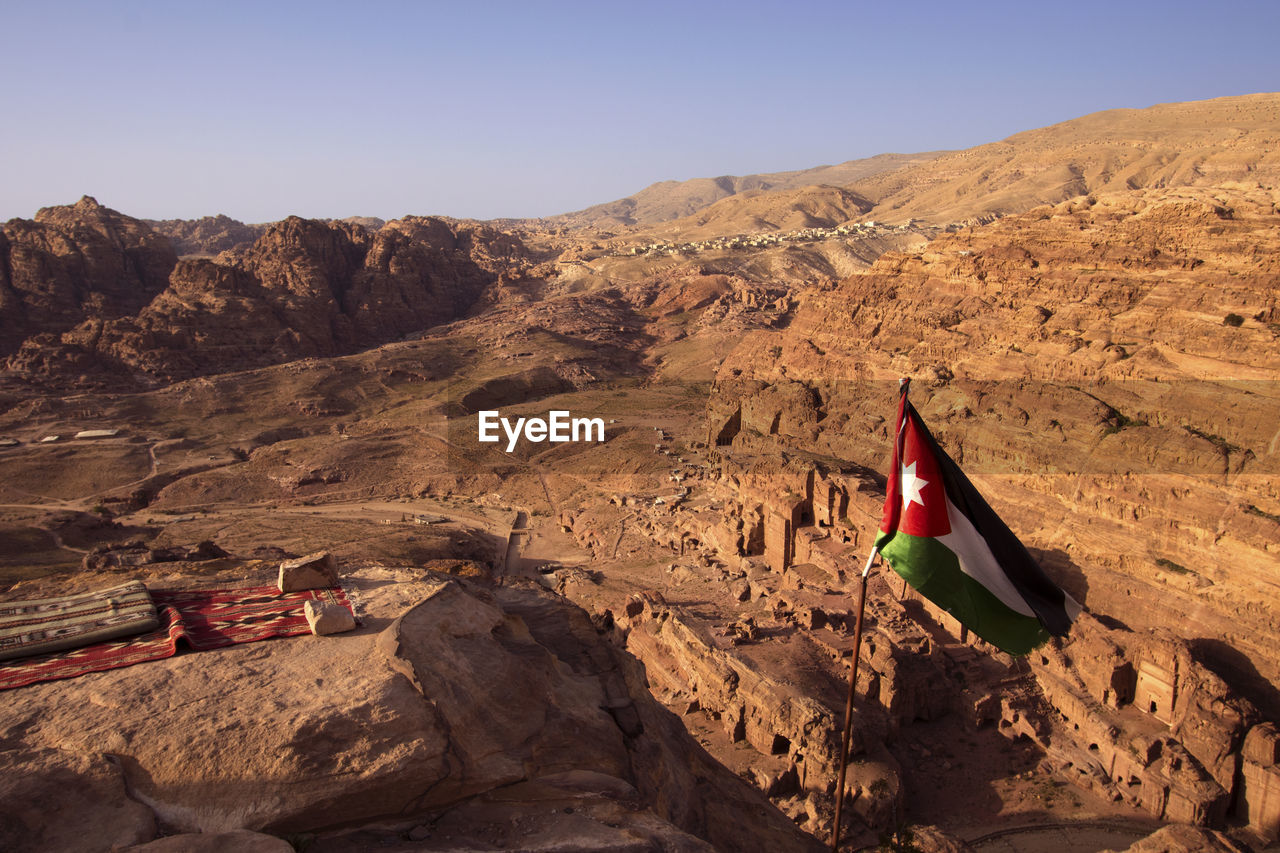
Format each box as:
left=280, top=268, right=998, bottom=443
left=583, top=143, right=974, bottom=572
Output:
left=1, top=92, right=1279, bottom=852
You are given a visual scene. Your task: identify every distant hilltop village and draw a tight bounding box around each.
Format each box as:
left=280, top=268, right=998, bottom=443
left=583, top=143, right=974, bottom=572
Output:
left=612, top=220, right=931, bottom=259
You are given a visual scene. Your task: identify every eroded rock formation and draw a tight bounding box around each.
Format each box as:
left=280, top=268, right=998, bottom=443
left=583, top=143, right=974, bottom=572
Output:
left=1029, top=613, right=1279, bottom=835
left=145, top=214, right=267, bottom=256
left=4, top=205, right=534, bottom=386
left=0, top=196, right=176, bottom=355
left=709, top=186, right=1280, bottom=707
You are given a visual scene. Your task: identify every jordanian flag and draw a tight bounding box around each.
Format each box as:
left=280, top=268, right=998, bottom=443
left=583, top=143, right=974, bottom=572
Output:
left=874, top=384, right=1080, bottom=655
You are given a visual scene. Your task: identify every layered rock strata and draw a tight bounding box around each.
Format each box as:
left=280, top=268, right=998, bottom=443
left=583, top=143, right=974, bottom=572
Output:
left=708, top=186, right=1280, bottom=704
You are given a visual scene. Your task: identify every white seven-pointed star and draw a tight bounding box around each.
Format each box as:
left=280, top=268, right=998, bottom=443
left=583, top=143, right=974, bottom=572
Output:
left=900, top=460, right=928, bottom=510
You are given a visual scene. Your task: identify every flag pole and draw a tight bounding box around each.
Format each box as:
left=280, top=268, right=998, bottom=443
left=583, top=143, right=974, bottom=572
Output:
left=830, top=546, right=878, bottom=852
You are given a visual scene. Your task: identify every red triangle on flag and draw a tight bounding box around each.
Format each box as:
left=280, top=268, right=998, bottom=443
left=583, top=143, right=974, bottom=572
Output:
left=881, top=388, right=951, bottom=539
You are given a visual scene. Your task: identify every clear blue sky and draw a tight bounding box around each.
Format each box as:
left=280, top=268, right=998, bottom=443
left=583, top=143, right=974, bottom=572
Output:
left=2, top=0, right=1276, bottom=223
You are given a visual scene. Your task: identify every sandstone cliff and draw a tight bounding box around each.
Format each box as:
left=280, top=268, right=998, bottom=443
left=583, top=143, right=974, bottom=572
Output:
left=708, top=183, right=1280, bottom=713
left=4, top=207, right=534, bottom=386
left=0, top=197, right=177, bottom=356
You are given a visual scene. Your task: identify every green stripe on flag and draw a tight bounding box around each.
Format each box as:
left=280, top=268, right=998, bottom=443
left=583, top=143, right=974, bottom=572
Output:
left=875, top=530, right=1050, bottom=656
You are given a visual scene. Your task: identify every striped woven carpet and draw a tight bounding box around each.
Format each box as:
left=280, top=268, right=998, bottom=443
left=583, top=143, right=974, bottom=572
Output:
left=0, top=581, right=159, bottom=661
left=0, top=585, right=355, bottom=691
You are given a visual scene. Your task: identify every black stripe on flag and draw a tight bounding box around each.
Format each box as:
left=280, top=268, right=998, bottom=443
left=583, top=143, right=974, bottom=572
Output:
left=905, top=401, right=1076, bottom=637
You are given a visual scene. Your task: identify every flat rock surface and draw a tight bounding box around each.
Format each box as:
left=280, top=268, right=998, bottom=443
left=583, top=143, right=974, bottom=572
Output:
left=0, top=564, right=817, bottom=853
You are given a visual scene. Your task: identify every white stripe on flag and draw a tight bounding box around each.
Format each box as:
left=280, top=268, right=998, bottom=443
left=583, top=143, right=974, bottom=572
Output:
left=936, top=496, right=1038, bottom=618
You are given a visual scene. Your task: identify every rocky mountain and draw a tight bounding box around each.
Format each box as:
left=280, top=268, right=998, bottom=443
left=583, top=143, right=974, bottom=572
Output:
left=337, top=215, right=387, bottom=232
left=848, top=92, right=1280, bottom=224
left=146, top=216, right=388, bottom=257
left=4, top=203, right=534, bottom=386
left=572, top=93, right=1280, bottom=242
left=635, top=184, right=877, bottom=242
left=552, top=151, right=945, bottom=228
left=0, top=197, right=177, bottom=356
left=145, top=214, right=267, bottom=256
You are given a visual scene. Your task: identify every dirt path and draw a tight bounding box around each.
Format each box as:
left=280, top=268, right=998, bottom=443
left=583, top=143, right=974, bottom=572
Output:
left=504, top=511, right=529, bottom=575
left=964, top=821, right=1152, bottom=852
left=46, top=528, right=88, bottom=555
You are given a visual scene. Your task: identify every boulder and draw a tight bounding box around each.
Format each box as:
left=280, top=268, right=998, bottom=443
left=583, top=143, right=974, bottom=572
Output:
left=909, top=825, right=975, bottom=852
left=278, top=551, right=339, bottom=592
left=304, top=600, right=356, bottom=636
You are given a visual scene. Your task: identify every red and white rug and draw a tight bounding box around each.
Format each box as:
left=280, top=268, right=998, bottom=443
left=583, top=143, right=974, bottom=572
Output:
left=0, top=585, right=356, bottom=691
